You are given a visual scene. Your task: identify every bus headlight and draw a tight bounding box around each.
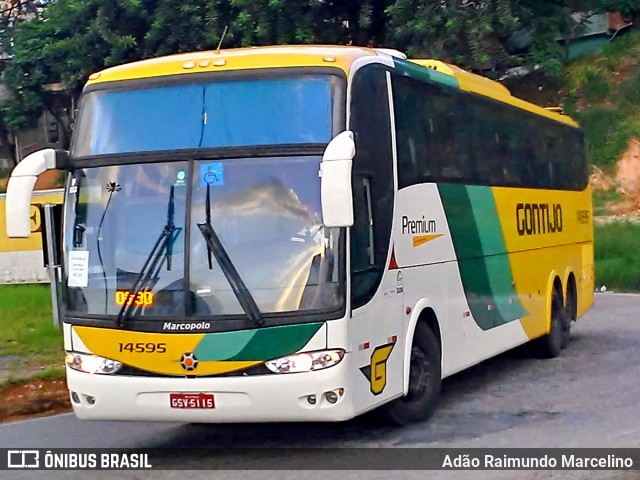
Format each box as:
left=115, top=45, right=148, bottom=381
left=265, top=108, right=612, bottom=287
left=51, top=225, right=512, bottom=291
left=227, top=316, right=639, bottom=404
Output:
left=65, top=351, right=122, bottom=375
left=265, top=349, right=345, bottom=374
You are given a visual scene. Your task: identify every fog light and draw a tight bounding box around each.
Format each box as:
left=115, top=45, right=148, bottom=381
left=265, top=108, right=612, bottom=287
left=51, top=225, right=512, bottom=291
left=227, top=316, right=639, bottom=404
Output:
left=307, top=394, right=317, bottom=405
left=324, top=388, right=344, bottom=404
left=70, top=391, right=80, bottom=404
left=85, top=395, right=96, bottom=405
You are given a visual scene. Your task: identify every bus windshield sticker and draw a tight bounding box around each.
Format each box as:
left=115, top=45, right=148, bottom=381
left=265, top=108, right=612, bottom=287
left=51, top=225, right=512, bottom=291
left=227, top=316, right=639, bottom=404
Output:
left=175, top=168, right=188, bottom=187
left=67, top=250, right=89, bottom=287
left=200, top=162, right=224, bottom=187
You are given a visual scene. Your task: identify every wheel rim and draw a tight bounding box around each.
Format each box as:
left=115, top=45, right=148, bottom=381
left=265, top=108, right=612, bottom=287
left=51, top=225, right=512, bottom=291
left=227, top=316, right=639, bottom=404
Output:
left=406, top=345, right=430, bottom=401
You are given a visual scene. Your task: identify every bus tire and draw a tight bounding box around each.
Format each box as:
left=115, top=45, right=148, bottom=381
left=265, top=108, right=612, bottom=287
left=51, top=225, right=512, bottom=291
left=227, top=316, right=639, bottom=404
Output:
left=530, top=288, right=564, bottom=358
left=562, top=280, right=577, bottom=349
left=379, top=322, right=441, bottom=425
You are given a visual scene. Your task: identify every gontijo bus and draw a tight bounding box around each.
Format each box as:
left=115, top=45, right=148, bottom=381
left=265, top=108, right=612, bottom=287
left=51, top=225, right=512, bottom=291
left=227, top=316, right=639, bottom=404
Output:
left=5, top=45, right=593, bottom=424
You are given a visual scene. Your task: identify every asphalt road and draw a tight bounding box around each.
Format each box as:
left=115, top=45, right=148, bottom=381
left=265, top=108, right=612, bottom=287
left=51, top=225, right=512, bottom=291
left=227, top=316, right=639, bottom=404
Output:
left=2, top=293, right=640, bottom=480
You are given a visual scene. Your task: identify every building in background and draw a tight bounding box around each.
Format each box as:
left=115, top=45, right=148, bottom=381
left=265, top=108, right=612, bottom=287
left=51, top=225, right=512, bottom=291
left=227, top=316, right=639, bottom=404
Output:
left=559, top=11, right=633, bottom=60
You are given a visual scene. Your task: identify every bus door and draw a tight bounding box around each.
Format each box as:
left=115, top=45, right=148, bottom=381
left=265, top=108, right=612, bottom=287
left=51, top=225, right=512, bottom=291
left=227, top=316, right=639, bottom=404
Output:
left=348, top=64, right=404, bottom=412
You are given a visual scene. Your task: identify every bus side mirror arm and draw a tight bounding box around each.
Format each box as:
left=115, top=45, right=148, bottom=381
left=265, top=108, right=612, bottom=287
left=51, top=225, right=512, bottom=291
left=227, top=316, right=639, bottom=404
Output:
left=5, top=148, right=69, bottom=238
left=320, top=131, right=355, bottom=228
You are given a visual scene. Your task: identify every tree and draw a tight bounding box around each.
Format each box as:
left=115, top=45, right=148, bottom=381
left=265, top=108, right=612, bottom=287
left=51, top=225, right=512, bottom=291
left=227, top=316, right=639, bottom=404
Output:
left=144, top=0, right=230, bottom=56
left=0, top=0, right=45, bottom=59
left=1, top=0, right=630, bottom=146
left=386, top=0, right=523, bottom=73
left=0, top=0, right=48, bottom=165
left=0, top=0, right=393, bottom=137
left=2, top=0, right=152, bottom=133
left=0, top=0, right=235, bottom=148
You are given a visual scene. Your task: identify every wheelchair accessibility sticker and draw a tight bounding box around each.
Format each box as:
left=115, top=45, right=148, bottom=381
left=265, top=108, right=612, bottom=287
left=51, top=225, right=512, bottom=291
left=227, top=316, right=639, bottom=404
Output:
left=200, top=162, right=224, bottom=187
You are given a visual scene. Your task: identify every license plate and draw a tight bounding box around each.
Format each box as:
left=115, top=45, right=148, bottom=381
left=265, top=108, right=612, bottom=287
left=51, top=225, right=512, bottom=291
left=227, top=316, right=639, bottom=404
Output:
left=169, top=392, right=215, bottom=409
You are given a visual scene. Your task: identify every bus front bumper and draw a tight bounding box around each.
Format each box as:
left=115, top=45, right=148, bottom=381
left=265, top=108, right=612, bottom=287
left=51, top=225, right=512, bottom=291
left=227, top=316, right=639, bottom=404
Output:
left=66, top=359, right=354, bottom=423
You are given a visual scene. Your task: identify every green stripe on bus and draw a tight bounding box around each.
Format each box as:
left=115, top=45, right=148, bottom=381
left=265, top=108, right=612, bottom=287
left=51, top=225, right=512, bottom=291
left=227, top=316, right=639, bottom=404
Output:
left=439, top=184, right=497, bottom=329
left=194, top=322, right=323, bottom=361
left=392, top=59, right=460, bottom=89
left=192, top=329, right=256, bottom=360
left=439, top=184, right=524, bottom=330
left=466, top=186, right=527, bottom=323
left=466, top=186, right=506, bottom=256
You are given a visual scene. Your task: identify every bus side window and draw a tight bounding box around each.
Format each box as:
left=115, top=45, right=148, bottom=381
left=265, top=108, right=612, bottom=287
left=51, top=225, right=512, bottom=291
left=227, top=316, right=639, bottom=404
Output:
left=351, top=175, right=377, bottom=300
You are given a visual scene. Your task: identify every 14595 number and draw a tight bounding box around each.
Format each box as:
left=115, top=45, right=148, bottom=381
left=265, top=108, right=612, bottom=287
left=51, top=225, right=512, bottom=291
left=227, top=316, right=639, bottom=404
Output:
left=118, top=342, right=167, bottom=353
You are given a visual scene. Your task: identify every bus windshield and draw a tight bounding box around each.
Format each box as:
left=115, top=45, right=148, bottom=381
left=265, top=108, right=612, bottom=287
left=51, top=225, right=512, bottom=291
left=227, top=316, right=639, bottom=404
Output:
left=72, top=75, right=335, bottom=156
left=64, top=156, right=343, bottom=320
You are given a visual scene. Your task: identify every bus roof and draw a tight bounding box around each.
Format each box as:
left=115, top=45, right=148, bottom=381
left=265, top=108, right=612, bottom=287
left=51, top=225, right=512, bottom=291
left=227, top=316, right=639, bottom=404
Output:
left=85, top=45, right=578, bottom=128
left=85, top=45, right=378, bottom=86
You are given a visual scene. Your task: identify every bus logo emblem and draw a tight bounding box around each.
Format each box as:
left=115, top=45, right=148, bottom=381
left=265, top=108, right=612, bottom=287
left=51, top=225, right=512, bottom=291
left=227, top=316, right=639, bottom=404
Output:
left=401, top=216, right=442, bottom=247
left=360, top=343, right=395, bottom=395
left=412, top=234, right=443, bottom=248
left=180, top=352, right=199, bottom=371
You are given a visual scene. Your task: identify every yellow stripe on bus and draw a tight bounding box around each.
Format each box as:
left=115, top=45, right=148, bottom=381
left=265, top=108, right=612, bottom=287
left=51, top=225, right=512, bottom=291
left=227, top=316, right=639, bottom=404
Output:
left=73, top=326, right=261, bottom=376
left=491, top=185, right=593, bottom=338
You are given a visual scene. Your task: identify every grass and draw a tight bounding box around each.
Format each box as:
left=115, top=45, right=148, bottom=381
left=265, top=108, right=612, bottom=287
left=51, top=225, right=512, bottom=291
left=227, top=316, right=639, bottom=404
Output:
left=0, top=367, right=66, bottom=389
left=594, top=221, right=640, bottom=292
left=592, top=188, right=624, bottom=217
left=0, top=284, right=62, bottom=363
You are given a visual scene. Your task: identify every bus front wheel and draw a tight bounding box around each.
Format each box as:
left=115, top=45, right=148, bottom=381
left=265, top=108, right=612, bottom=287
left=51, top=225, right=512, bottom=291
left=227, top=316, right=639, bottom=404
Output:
left=379, top=322, right=441, bottom=425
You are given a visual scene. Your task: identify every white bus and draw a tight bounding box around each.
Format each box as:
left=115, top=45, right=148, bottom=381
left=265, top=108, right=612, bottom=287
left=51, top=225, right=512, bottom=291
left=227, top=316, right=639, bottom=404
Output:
left=5, top=45, right=593, bottom=424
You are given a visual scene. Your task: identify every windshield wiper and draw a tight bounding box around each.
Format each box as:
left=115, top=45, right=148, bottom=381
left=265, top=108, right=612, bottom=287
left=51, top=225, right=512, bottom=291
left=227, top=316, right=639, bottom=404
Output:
left=198, top=185, right=264, bottom=327
left=116, top=186, right=182, bottom=327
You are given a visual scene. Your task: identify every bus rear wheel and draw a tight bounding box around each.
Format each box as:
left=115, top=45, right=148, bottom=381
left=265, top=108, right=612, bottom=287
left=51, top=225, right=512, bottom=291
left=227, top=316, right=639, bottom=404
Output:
left=379, top=322, right=441, bottom=425
left=531, top=288, right=565, bottom=358
left=562, top=281, right=577, bottom=349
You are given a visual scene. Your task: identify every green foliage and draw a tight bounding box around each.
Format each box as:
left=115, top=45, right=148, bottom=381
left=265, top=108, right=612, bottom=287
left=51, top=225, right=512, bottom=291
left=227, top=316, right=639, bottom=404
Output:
left=145, top=1, right=228, bottom=55
left=569, top=63, right=611, bottom=103
left=0, top=0, right=393, bottom=130
left=386, top=0, right=522, bottom=71
left=33, top=367, right=66, bottom=381
left=1, top=0, right=637, bottom=131
left=565, top=31, right=640, bottom=103
left=229, top=0, right=321, bottom=46
left=0, top=285, right=61, bottom=361
left=1, top=0, right=154, bottom=129
left=529, top=33, right=565, bottom=78
left=564, top=31, right=640, bottom=170
left=592, top=189, right=624, bottom=216
left=595, top=221, right=640, bottom=291
left=576, top=106, right=639, bottom=168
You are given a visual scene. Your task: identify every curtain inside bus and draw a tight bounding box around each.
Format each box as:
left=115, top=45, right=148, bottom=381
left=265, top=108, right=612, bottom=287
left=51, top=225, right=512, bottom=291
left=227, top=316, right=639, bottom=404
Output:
left=73, top=75, right=334, bottom=156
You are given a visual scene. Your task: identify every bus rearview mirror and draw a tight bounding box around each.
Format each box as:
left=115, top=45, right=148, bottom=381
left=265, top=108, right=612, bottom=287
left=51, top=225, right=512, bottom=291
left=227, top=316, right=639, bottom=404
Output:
left=320, top=131, right=355, bottom=228
left=5, top=148, right=68, bottom=238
